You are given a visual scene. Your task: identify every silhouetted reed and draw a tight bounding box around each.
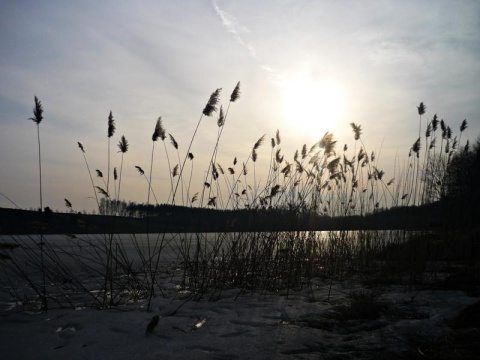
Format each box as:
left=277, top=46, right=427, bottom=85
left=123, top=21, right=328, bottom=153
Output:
left=2, top=92, right=478, bottom=312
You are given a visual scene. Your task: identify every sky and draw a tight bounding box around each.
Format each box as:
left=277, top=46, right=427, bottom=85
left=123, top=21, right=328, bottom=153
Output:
left=0, top=0, right=479, bottom=212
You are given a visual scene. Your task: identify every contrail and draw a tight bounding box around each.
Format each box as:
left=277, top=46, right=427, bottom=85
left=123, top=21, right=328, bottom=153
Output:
left=211, top=0, right=283, bottom=84
left=211, top=0, right=258, bottom=59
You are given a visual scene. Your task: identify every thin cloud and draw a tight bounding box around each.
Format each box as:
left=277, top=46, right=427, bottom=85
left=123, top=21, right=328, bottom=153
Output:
left=211, top=0, right=258, bottom=59
left=211, top=0, right=283, bottom=85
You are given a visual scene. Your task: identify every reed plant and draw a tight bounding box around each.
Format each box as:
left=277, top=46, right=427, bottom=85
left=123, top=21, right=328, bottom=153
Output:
left=2, top=92, right=477, bottom=312
left=28, top=96, right=48, bottom=312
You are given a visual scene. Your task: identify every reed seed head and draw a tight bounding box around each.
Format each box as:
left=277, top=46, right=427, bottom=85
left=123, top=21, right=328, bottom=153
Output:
left=253, top=135, right=265, bottom=150
left=275, top=148, right=283, bottom=164
left=64, top=199, right=72, bottom=208
left=350, top=123, right=362, bottom=140
left=29, top=96, right=44, bottom=124
left=169, top=134, right=178, bottom=149
left=203, top=88, right=222, bottom=116
left=152, top=117, right=166, bottom=141
left=412, top=137, right=421, bottom=157
left=417, top=102, right=426, bottom=116
left=460, top=119, right=467, bottom=132
left=135, top=165, right=145, bottom=175
left=440, top=119, right=446, bottom=133
left=432, top=114, right=439, bottom=131
left=217, top=106, right=225, bottom=127
left=95, top=169, right=103, bottom=177
left=113, top=167, right=118, bottom=181
left=108, top=111, right=115, bottom=138
left=230, top=82, right=241, bottom=102
left=117, top=135, right=129, bottom=153
left=188, top=152, right=194, bottom=160
left=252, top=149, right=258, bottom=162
left=78, top=142, right=85, bottom=153
left=96, top=186, right=109, bottom=197
left=191, top=193, right=198, bottom=203
left=425, top=123, right=432, bottom=138
left=446, top=126, right=452, bottom=139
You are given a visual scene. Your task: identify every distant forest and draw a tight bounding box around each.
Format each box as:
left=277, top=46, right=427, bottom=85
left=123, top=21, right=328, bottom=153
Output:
left=1, top=136, right=479, bottom=235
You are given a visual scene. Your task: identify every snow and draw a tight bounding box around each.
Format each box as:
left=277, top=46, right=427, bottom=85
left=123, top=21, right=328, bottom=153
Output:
left=1, top=279, right=477, bottom=360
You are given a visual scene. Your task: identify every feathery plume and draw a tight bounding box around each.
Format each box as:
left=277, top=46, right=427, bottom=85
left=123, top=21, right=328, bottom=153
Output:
left=412, top=138, right=421, bottom=157
left=113, top=167, right=118, bottom=181
left=270, top=184, right=281, bottom=197
left=78, top=142, right=85, bottom=153
left=425, top=123, right=432, bottom=138
left=172, top=164, right=179, bottom=177
left=64, top=199, right=72, bottom=209
left=96, top=186, right=109, bottom=197
left=169, top=134, right=178, bottom=149
left=191, top=193, right=198, bottom=203
left=203, top=88, right=222, bottom=116
left=253, top=135, right=265, bottom=150
left=301, top=144, right=307, bottom=159
left=152, top=117, right=166, bottom=141
left=417, top=102, right=426, bottom=116
left=327, top=158, right=340, bottom=173
left=108, top=111, right=115, bottom=138
left=29, top=96, right=43, bottom=124
left=135, top=166, right=145, bottom=175
left=350, top=123, right=362, bottom=140
left=95, top=169, right=103, bottom=178
left=275, top=149, right=283, bottom=164
left=117, top=136, right=129, bottom=153
left=230, top=81, right=241, bottom=102
left=432, top=114, right=439, bottom=132
left=252, top=149, right=258, bottom=162
left=188, top=152, right=194, bottom=160
left=460, top=119, right=467, bottom=132
left=217, top=106, right=225, bottom=127
left=275, top=130, right=281, bottom=145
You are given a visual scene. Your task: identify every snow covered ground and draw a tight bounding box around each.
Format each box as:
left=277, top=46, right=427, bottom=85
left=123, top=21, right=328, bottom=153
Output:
left=1, top=278, right=477, bottom=360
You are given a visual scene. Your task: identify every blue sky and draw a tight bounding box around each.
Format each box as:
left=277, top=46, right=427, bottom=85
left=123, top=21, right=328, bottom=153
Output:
left=1, top=0, right=479, bottom=212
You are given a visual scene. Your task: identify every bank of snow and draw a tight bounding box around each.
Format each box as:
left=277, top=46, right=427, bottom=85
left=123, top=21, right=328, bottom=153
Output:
left=0, top=280, right=477, bottom=360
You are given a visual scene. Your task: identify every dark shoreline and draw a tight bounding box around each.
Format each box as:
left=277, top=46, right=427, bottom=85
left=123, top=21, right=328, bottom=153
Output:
left=0, top=205, right=447, bottom=235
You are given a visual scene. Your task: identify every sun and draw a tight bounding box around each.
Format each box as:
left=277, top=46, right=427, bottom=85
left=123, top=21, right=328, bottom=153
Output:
left=281, top=76, right=346, bottom=138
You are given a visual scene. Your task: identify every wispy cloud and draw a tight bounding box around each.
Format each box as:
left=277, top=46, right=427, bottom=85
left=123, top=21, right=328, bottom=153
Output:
left=211, top=0, right=284, bottom=84
left=211, top=0, right=258, bottom=59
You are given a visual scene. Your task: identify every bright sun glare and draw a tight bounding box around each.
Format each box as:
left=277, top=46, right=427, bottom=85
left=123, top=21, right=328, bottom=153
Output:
left=281, top=76, right=346, bottom=138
